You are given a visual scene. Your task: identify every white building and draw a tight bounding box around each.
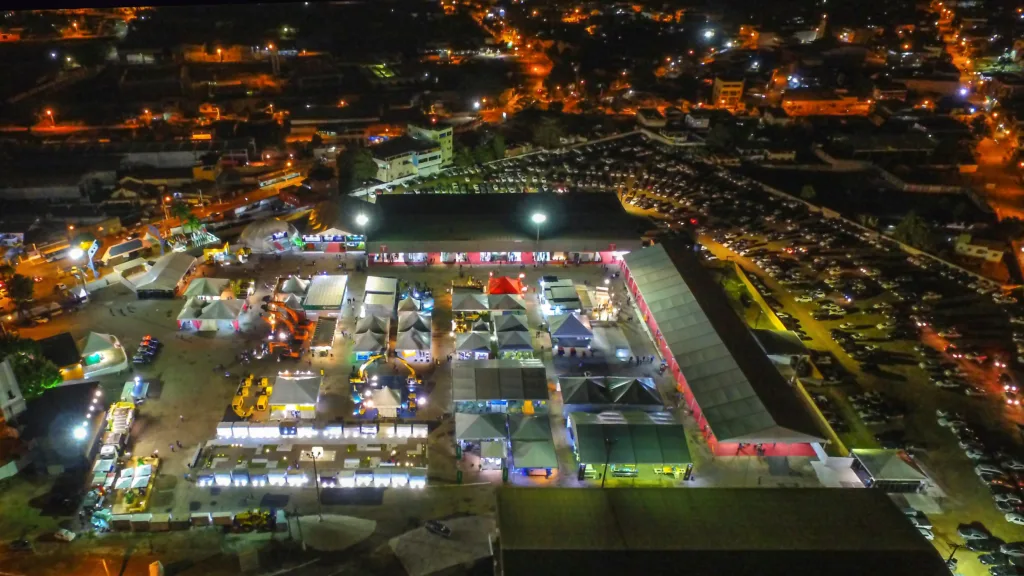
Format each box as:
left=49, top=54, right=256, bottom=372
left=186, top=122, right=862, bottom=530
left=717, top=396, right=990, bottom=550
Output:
left=0, top=358, right=27, bottom=423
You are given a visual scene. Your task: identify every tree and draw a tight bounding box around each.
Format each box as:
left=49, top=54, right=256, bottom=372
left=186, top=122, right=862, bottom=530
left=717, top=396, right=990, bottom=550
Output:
left=75, top=42, right=111, bottom=68
left=472, top=144, right=495, bottom=164
left=170, top=201, right=192, bottom=221
left=10, top=353, right=61, bottom=400
left=800, top=185, right=817, bottom=201
left=308, top=165, right=334, bottom=181
left=453, top=144, right=474, bottom=167
left=310, top=133, right=324, bottom=147
left=705, top=124, right=734, bottom=150
left=6, top=274, right=35, bottom=308
left=892, top=211, right=933, bottom=250
left=491, top=133, right=506, bottom=160
left=531, top=117, right=565, bottom=149
left=0, top=263, right=14, bottom=281
left=337, top=147, right=377, bottom=194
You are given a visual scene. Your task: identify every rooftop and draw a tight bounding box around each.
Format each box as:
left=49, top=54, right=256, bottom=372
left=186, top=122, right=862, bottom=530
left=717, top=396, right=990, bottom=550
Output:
left=37, top=332, right=81, bottom=368
left=369, top=135, right=441, bottom=160
left=496, top=488, right=949, bottom=576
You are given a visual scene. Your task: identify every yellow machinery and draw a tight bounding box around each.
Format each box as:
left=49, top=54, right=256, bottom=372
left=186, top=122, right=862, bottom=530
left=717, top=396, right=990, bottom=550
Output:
left=233, top=509, right=270, bottom=532
left=350, top=354, right=419, bottom=386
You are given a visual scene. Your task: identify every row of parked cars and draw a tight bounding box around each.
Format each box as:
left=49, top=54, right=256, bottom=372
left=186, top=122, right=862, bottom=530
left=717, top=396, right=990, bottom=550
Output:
left=132, top=335, right=161, bottom=365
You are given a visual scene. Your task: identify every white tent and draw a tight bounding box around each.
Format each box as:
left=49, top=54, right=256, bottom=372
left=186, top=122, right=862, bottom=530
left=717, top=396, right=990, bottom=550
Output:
left=129, top=252, right=197, bottom=295
left=197, top=299, right=244, bottom=331
left=396, top=329, right=430, bottom=353
left=353, top=332, right=386, bottom=353
left=277, top=292, right=305, bottom=311
left=487, top=294, right=527, bottom=312
left=548, top=313, right=593, bottom=340
left=498, top=331, right=534, bottom=351
left=280, top=276, right=310, bottom=296
left=452, top=292, right=488, bottom=312
left=78, top=332, right=119, bottom=357
left=398, top=311, right=431, bottom=333
left=356, top=315, right=389, bottom=335
left=456, top=332, right=492, bottom=353
left=397, top=297, right=420, bottom=312
left=494, top=314, right=529, bottom=333
left=183, top=277, right=231, bottom=300
left=370, top=387, right=402, bottom=418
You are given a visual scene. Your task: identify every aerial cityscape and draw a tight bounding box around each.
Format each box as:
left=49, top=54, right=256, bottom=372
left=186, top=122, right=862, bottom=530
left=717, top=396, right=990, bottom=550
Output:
left=0, top=0, right=1022, bottom=574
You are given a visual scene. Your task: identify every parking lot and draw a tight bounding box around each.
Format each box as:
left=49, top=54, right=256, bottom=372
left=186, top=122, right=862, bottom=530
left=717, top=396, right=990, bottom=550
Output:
left=608, top=145, right=1024, bottom=572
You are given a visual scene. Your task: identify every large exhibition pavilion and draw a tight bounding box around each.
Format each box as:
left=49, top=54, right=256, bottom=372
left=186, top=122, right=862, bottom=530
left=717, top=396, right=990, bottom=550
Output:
left=351, top=193, right=650, bottom=266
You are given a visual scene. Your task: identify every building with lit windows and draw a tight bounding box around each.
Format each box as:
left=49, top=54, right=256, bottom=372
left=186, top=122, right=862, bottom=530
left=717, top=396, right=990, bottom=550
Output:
left=407, top=122, right=454, bottom=165
left=370, top=136, right=443, bottom=183
left=711, top=77, right=745, bottom=108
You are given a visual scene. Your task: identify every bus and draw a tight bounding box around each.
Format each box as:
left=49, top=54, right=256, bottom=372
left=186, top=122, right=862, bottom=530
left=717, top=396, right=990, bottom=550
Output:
left=258, top=170, right=302, bottom=188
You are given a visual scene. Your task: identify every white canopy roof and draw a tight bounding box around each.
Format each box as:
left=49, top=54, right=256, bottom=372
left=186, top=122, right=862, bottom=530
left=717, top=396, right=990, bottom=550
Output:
left=487, top=294, right=527, bottom=312
left=183, top=277, right=231, bottom=299
left=547, top=313, right=593, bottom=339
left=396, top=329, right=430, bottom=352
left=131, top=252, right=196, bottom=292
left=356, top=315, right=389, bottom=335
left=304, top=275, right=348, bottom=309
left=280, top=276, right=310, bottom=295
left=398, top=311, right=431, bottom=333
left=370, top=387, right=402, bottom=408
left=365, top=275, right=398, bottom=295
left=456, top=332, right=492, bottom=353
left=78, top=332, right=118, bottom=356
left=853, top=449, right=928, bottom=482
left=495, top=314, right=529, bottom=333
left=353, top=332, right=386, bottom=352
left=498, top=331, right=534, bottom=351
left=397, top=297, right=420, bottom=312
left=199, top=299, right=244, bottom=320
left=452, top=292, right=488, bottom=312
left=270, top=373, right=322, bottom=405
left=177, top=298, right=205, bottom=321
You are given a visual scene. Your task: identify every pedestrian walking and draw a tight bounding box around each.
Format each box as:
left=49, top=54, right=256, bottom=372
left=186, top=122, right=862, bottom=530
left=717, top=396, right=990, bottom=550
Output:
left=176, top=440, right=183, bottom=448
left=179, top=414, right=184, bottom=422
left=170, top=444, right=176, bottom=452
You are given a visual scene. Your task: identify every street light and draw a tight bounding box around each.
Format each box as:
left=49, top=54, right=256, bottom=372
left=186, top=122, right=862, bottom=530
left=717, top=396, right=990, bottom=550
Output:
left=531, top=212, right=546, bottom=243
left=69, top=247, right=84, bottom=260
left=355, top=213, right=369, bottom=227
left=45, top=109, right=55, bottom=126
left=307, top=446, right=324, bottom=522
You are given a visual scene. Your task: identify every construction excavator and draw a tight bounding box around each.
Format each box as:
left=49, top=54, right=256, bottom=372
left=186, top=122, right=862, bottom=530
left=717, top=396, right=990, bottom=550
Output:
left=350, top=354, right=419, bottom=387
left=263, top=304, right=311, bottom=341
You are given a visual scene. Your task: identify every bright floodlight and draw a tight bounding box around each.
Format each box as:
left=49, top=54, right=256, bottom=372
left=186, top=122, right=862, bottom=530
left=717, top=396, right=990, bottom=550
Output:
left=73, top=426, right=87, bottom=441
left=704, top=29, right=715, bottom=39
left=355, top=213, right=369, bottom=227
left=68, top=247, right=84, bottom=260
left=531, top=213, right=547, bottom=224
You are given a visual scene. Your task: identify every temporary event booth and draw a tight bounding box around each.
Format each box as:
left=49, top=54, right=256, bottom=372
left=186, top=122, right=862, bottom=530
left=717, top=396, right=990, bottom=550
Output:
left=455, top=412, right=508, bottom=441
left=498, top=332, right=534, bottom=358
left=452, top=292, right=489, bottom=312
left=183, top=277, right=232, bottom=301
left=239, top=218, right=301, bottom=253
left=487, top=294, right=527, bottom=314
left=127, top=252, right=198, bottom=299
left=302, top=274, right=349, bottom=319
left=488, top=276, right=525, bottom=295
left=269, top=372, right=322, bottom=420
left=547, top=313, right=593, bottom=350
left=362, top=292, right=397, bottom=319
left=558, top=377, right=663, bottom=414
left=397, top=297, right=420, bottom=313
left=395, top=329, right=431, bottom=362
left=850, top=449, right=930, bottom=493
left=398, top=312, right=431, bottom=333
left=365, top=275, right=399, bottom=296
left=568, top=411, right=691, bottom=480
left=507, top=414, right=558, bottom=475
left=353, top=332, right=387, bottom=360
left=494, top=314, right=529, bottom=333
left=356, top=315, right=389, bottom=335
left=451, top=359, right=549, bottom=414
left=369, top=387, right=402, bottom=418
left=177, top=298, right=244, bottom=331
left=278, top=276, right=310, bottom=297
left=540, top=278, right=583, bottom=315
left=456, top=332, right=493, bottom=360
left=77, top=332, right=128, bottom=378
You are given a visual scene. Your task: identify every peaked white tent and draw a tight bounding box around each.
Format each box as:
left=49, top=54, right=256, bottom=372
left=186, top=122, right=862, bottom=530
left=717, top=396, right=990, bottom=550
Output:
left=370, top=387, right=402, bottom=418
left=279, top=277, right=310, bottom=296
left=396, top=329, right=430, bottom=355
left=356, top=315, right=389, bottom=335
left=198, top=299, right=245, bottom=331
left=183, top=277, right=231, bottom=300
left=397, top=297, right=420, bottom=312
left=398, top=311, right=431, bottom=333
left=456, top=332, right=492, bottom=359
left=277, top=292, right=305, bottom=311
left=494, top=314, right=529, bottom=333
left=548, top=313, right=593, bottom=341
left=498, top=331, right=534, bottom=351
left=452, top=292, right=489, bottom=312
left=487, top=294, right=527, bottom=313
left=353, top=332, right=386, bottom=354
left=77, top=332, right=127, bottom=378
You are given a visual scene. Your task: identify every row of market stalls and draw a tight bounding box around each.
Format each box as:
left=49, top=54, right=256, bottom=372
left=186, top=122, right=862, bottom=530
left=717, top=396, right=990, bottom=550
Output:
left=121, top=252, right=199, bottom=299
left=353, top=314, right=390, bottom=361
left=621, top=242, right=826, bottom=457
left=455, top=413, right=558, bottom=475
left=275, top=274, right=350, bottom=320
left=362, top=275, right=399, bottom=319
left=396, top=305, right=431, bottom=362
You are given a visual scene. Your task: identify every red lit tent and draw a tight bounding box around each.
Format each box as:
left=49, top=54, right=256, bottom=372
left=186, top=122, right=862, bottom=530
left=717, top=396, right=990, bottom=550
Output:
left=488, top=276, right=524, bottom=295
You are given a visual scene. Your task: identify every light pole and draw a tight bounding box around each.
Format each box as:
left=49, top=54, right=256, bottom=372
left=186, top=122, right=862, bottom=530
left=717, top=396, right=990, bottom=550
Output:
left=162, top=196, right=171, bottom=222
left=45, top=109, right=55, bottom=127
left=308, top=447, right=324, bottom=522
left=355, top=213, right=369, bottom=255
left=531, top=212, right=546, bottom=243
